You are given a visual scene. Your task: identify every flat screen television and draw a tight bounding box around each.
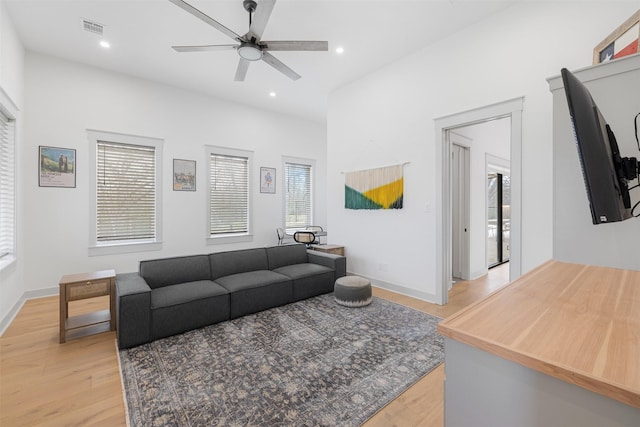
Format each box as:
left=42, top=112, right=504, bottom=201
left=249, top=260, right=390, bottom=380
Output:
left=561, top=67, right=638, bottom=225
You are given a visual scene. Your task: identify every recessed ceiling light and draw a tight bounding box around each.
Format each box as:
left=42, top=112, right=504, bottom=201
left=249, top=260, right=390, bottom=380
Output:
left=269, top=91, right=277, bottom=98
left=99, top=40, right=111, bottom=49
left=335, top=46, right=345, bottom=54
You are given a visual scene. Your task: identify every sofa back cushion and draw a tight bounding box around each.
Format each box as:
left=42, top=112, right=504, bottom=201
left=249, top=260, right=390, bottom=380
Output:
left=210, top=248, right=269, bottom=280
left=139, top=255, right=211, bottom=289
left=266, top=244, right=308, bottom=270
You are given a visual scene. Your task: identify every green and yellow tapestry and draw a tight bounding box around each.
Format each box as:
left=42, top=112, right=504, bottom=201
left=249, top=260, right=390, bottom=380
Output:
left=345, top=164, right=404, bottom=209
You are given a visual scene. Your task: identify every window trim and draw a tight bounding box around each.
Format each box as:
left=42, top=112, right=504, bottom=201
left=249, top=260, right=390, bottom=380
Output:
left=87, top=129, right=163, bottom=256
left=282, top=156, right=315, bottom=233
left=0, top=87, right=18, bottom=271
left=205, top=145, right=254, bottom=245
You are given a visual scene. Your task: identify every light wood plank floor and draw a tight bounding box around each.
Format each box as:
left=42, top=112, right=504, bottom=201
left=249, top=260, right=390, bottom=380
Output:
left=1, top=264, right=509, bottom=426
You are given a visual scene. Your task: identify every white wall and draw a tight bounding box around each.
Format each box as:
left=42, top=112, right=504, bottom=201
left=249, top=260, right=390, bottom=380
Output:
left=0, top=1, right=25, bottom=332
left=0, top=0, right=23, bottom=103
left=550, top=55, right=640, bottom=270
left=18, top=52, right=326, bottom=294
left=327, top=2, right=639, bottom=301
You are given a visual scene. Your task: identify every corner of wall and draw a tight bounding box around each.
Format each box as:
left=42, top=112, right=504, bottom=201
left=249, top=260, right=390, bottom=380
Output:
left=0, top=0, right=26, bottom=329
left=0, top=287, right=58, bottom=336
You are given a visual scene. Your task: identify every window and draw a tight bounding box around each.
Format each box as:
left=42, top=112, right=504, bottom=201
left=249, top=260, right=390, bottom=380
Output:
left=0, top=106, right=16, bottom=264
left=284, top=159, right=314, bottom=232
left=207, top=146, right=252, bottom=243
left=97, top=142, right=156, bottom=241
left=88, top=130, right=163, bottom=255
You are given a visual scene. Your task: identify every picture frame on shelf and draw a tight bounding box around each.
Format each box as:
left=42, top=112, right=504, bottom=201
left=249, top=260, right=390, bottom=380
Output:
left=39, top=146, right=76, bottom=188
left=173, top=159, right=196, bottom=191
left=260, top=167, right=276, bottom=194
left=593, top=10, right=639, bottom=64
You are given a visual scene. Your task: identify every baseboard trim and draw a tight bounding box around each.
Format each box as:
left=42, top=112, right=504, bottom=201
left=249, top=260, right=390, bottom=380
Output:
left=346, top=271, right=437, bottom=304
left=469, top=269, right=488, bottom=281
left=0, top=287, right=58, bottom=336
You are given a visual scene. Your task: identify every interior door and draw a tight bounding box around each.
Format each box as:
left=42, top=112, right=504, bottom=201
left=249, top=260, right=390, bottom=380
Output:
left=451, top=143, right=470, bottom=283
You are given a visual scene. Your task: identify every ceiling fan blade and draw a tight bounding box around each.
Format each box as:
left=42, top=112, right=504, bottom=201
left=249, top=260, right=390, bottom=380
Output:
left=261, top=41, right=328, bottom=51
left=168, top=0, right=240, bottom=41
left=261, top=52, right=301, bottom=81
left=172, top=44, right=237, bottom=52
left=234, top=58, right=250, bottom=81
left=247, top=0, right=276, bottom=41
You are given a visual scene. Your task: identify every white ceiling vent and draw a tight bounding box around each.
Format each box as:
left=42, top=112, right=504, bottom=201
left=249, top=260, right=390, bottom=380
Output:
left=81, top=18, right=104, bottom=36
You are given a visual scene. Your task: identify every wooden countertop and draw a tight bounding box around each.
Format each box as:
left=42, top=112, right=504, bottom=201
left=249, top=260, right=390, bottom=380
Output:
left=438, top=260, right=640, bottom=408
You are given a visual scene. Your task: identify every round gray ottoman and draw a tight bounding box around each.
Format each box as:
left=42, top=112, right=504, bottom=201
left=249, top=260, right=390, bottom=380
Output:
left=334, top=276, right=372, bottom=307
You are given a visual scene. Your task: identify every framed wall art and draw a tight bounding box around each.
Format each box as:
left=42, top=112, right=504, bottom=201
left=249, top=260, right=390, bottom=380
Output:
left=260, top=167, right=276, bottom=193
left=39, top=146, right=76, bottom=188
left=593, top=10, right=639, bottom=64
left=173, top=159, right=196, bottom=191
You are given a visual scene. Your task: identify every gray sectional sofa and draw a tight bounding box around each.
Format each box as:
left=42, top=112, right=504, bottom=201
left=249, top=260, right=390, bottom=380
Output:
left=115, top=244, right=346, bottom=349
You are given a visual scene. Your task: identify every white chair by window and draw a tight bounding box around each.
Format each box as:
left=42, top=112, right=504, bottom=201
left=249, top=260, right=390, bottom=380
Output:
left=277, top=228, right=299, bottom=245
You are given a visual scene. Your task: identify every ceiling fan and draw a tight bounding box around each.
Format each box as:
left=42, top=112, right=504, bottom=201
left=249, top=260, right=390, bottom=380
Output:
left=168, top=0, right=328, bottom=81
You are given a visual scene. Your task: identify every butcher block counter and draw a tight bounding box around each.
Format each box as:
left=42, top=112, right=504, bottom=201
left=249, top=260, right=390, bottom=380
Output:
left=437, top=260, right=640, bottom=427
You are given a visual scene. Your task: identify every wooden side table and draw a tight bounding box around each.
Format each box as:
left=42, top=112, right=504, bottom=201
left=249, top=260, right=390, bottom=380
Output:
left=311, top=244, right=345, bottom=256
left=59, top=269, right=116, bottom=343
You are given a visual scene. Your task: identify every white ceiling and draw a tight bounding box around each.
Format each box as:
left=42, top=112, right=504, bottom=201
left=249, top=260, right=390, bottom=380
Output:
left=5, top=0, right=518, bottom=123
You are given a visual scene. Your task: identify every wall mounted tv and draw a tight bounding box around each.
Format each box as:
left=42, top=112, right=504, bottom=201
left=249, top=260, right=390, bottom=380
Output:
left=561, top=67, right=639, bottom=225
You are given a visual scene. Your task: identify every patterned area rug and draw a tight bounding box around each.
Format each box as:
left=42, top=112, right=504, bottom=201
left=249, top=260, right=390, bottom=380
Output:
left=118, top=294, right=444, bottom=427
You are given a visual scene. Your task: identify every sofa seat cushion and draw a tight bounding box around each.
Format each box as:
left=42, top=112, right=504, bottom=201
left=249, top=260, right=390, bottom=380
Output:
left=215, top=270, right=293, bottom=319
left=273, top=262, right=332, bottom=280
left=151, top=280, right=228, bottom=309
left=214, top=270, right=288, bottom=291
left=274, top=263, right=336, bottom=302
left=150, top=280, right=230, bottom=341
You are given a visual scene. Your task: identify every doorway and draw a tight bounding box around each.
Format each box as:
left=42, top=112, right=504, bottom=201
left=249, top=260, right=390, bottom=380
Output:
left=434, top=97, right=523, bottom=305
left=448, top=118, right=511, bottom=285
left=487, top=168, right=510, bottom=268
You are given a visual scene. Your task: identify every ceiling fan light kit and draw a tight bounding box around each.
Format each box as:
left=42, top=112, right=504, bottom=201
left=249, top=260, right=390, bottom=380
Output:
left=169, top=0, right=328, bottom=81
left=237, top=42, right=263, bottom=61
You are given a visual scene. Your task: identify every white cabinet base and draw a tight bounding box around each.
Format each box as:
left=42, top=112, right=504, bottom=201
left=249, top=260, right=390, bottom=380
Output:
left=444, top=338, right=640, bottom=427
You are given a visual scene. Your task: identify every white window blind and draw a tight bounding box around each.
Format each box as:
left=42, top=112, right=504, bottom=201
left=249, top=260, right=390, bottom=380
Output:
left=0, top=110, right=15, bottom=258
left=96, top=141, right=156, bottom=242
left=209, top=153, right=249, bottom=235
left=285, top=162, right=313, bottom=231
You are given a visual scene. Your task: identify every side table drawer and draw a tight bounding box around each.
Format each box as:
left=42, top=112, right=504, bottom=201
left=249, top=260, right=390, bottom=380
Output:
left=67, top=279, right=110, bottom=301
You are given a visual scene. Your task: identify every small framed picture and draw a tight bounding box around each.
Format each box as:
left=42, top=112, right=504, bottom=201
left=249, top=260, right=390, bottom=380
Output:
left=39, top=146, right=76, bottom=188
left=260, top=167, right=276, bottom=194
left=173, top=159, right=196, bottom=191
left=593, top=10, right=639, bottom=64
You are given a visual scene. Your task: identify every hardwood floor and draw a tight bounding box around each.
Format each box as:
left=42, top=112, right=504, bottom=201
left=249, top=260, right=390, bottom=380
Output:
left=0, top=264, right=510, bottom=426
left=364, top=264, right=510, bottom=426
